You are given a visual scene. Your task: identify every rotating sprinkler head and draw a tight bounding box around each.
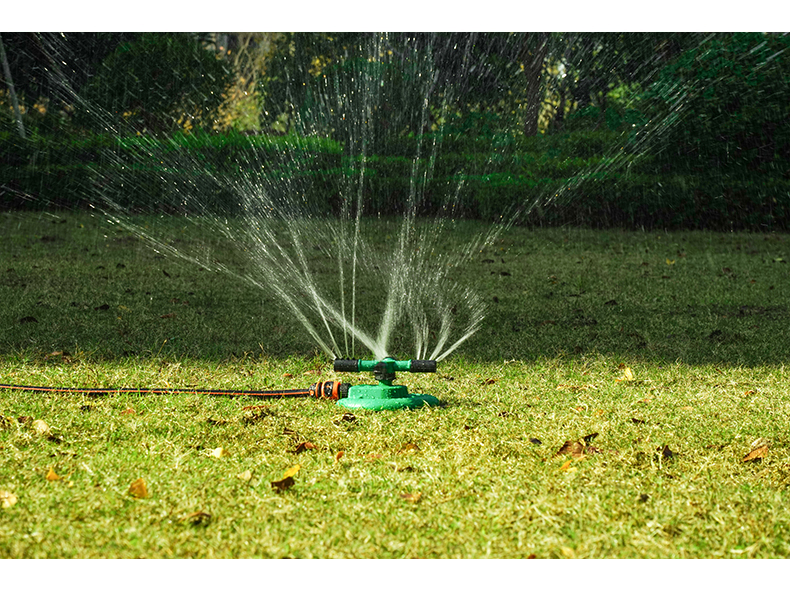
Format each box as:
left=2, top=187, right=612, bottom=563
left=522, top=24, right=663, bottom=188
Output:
left=332, top=357, right=441, bottom=411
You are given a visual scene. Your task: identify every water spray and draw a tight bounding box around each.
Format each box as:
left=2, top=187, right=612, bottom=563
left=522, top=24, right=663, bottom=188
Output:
left=0, top=358, right=441, bottom=411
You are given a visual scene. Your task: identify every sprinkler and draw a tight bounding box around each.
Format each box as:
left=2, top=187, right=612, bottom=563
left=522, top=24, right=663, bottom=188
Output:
left=332, top=358, right=440, bottom=411
left=0, top=358, right=441, bottom=411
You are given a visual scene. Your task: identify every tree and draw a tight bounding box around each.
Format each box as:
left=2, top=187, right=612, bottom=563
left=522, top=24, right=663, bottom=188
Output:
left=80, top=33, right=231, bottom=134
left=520, top=32, right=549, bottom=137
left=643, top=32, right=790, bottom=174
left=0, top=34, right=25, bottom=138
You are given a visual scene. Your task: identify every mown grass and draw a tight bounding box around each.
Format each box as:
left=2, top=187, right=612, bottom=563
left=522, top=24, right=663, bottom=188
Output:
left=2, top=210, right=790, bottom=558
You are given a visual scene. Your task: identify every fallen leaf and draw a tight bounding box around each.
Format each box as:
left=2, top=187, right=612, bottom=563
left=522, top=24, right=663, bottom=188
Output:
left=398, top=443, right=420, bottom=454
left=631, top=418, right=646, bottom=425
left=0, top=490, right=17, bottom=508
left=555, top=440, right=585, bottom=459
left=400, top=492, right=422, bottom=503
left=160, top=312, right=176, bottom=319
left=335, top=450, right=345, bottom=462
left=46, top=467, right=61, bottom=481
left=32, top=419, right=50, bottom=435
left=558, top=459, right=576, bottom=472
left=128, top=477, right=149, bottom=499
left=183, top=511, right=212, bottom=526
left=616, top=366, right=635, bottom=382
left=292, top=441, right=317, bottom=454
left=339, top=413, right=356, bottom=423
left=530, top=438, right=542, bottom=445
left=582, top=432, right=599, bottom=445
left=743, top=444, right=769, bottom=463
left=120, top=408, right=136, bottom=416
left=209, top=447, right=227, bottom=458
left=482, top=378, right=498, bottom=385
left=237, top=470, right=252, bottom=482
left=271, top=465, right=300, bottom=492
left=282, top=373, right=293, bottom=379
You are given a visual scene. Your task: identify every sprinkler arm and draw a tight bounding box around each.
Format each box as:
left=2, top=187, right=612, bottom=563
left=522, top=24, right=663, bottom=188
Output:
left=334, top=358, right=436, bottom=382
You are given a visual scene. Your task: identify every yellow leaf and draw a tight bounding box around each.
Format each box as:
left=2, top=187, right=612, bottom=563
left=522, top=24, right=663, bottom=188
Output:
left=209, top=447, right=227, bottom=458
left=46, top=467, right=61, bottom=481
left=0, top=490, right=17, bottom=508
left=128, top=477, right=149, bottom=499
left=400, top=491, right=422, bottom=503
left=559, top=459, right=575, bottom=472
left=666, top=258, right=675, bottom=265
left=237, top=470, right=252, bottom=482
left=281, top=464, right=301, bottom=480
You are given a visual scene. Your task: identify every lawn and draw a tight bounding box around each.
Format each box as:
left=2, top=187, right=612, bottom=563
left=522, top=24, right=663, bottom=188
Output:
left=1, top=210, right=790, bottom=558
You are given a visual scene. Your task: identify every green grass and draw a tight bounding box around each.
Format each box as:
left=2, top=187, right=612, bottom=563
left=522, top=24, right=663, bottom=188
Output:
left=2, top=210, right=790, bottom=558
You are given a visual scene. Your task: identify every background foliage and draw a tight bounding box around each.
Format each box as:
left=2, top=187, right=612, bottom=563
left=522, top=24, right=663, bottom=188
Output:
left=1, top=32, right=789, bottom=230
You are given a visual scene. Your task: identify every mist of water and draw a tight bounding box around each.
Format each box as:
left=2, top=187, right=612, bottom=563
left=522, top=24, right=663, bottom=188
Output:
left=24, top=32, right=720, bottom=361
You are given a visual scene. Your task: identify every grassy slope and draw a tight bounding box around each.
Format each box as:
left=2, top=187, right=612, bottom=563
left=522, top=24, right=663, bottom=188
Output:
left=1, top=211, right=790, bottom=558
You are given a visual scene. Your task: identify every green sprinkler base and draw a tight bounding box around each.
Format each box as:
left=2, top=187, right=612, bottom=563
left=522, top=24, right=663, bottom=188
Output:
left=336, top=383, right=441, bottom=411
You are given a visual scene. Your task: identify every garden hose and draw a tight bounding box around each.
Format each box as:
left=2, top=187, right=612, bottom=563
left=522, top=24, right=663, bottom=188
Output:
left=0, top=380, right=349, bottom=400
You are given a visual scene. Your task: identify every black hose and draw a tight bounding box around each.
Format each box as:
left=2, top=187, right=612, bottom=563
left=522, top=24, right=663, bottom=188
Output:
left=0, top=381, right=349, bottom=400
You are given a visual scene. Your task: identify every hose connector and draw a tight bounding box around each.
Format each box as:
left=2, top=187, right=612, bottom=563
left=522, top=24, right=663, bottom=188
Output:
left=308, top=381, right=349, bottom=400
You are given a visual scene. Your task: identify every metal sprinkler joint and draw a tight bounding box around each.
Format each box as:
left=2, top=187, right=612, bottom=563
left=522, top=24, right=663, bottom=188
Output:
left=332, top=357, right=441, bottom=410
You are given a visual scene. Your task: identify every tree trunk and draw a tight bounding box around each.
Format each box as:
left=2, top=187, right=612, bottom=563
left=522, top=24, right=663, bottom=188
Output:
left=521, top=32, right=549, bottom=137
left=0, top=34, right=26, bottom=139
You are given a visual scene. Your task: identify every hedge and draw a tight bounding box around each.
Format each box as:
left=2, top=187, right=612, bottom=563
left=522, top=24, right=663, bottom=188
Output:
left=3, top=128, right=789, bottom=231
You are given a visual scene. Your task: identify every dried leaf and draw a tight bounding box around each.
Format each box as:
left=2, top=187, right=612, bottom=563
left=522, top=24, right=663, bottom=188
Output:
left=121, top=408, right=136, bottom=416
left=292, top=441, right=317, bottom=454
left=160, top=312, right=176, bottom=319
left=271, top=477, right=295, bottom=493
left=555, top=440, right=585, bottom=459
left=582, top=432, right=599, bottom=445
left=209, top=447, right=227, bottom=458
left=46, top=467, right=61, bottom=481
left=183, top=511, right=212, bottom=526
left=32, top=419, right=50, bottom=435
left=482, top=378, right=498, bottom=385
left=398, top=443, right=420, bottom=455
left=281, top=464, right=301, bottom=479
left=237, top=470, right=252, bottom=482
left=400, top=492, right=422, bottom=503
left=271, top=464, right=300, bottom=493
left=558, top=459, right=576, bottom=472
left=128, top=477, right=149, bottom=499
left=335, top=450, right=345, bottom=462
left=0, top=490, right=17, bottom=508
left=743, top=445, right=769, bottom=463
